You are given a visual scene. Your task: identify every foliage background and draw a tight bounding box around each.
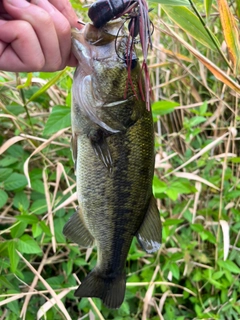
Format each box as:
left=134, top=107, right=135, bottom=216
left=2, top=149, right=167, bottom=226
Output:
left=0, top=0, right=239, bottom=319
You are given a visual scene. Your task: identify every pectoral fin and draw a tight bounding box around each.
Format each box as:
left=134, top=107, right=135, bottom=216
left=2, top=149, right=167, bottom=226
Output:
left=136, top=196, right=162, bottom=253
left=91, top=139, right=113, bottom=172
left=88, top=128, right=113, bottom=173
left=63, top=208, right=94, bottom=247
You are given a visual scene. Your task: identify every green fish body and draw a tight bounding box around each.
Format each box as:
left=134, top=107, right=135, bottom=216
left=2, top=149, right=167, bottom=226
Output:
left=63, top=21, right=162, bottom=309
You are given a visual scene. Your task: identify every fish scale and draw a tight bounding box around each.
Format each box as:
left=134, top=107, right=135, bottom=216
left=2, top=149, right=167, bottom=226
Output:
left=63, top=19, right=162, bottom=309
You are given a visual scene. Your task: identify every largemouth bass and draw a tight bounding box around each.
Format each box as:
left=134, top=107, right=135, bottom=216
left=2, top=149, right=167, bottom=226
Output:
left=63, top=20, right=162, bottom=309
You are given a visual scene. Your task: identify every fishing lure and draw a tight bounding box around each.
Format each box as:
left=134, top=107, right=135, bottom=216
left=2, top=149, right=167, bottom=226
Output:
left=88, top=0, right=134, bottom=28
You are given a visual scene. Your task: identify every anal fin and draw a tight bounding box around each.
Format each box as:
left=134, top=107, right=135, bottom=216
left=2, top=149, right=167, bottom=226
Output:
left=136, top=195, right=162, bottom=253
left=63, top=208, right=94, bottom=247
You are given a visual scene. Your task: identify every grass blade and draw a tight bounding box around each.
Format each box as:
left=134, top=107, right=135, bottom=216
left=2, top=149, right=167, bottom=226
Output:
left=217, top=0, right=240, bottom=75
left=162, top=23, right=240, bottom=93
left=17, top=251, right=72, bottom=320
left=204, top=0, right=213, bottom=17
left=161, top=5, right=218, bottom=50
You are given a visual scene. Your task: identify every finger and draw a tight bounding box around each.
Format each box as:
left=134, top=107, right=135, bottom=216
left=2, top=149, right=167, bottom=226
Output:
left=49, top=0, right=80, bottom=29
left=0, top=1, right=12, bottom=19
left=0, top=2, right=6, bottom=13
left=30, top=0, right=76, bottom=69
left=3, top=0, right=62, bottom=71
left=0, top=19, right=45, bottom=72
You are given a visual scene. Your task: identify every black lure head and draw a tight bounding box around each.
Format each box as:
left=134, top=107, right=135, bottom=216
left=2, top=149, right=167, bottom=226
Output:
left=88, top=0, right=135, bottom=28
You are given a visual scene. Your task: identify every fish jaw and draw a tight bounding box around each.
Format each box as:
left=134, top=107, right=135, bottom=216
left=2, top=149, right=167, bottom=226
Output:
left=71, top=21, right=123, bottom=63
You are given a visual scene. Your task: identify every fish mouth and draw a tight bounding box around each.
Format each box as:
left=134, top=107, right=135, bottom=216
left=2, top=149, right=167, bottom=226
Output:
left=71, top=19, right=124, bottom=47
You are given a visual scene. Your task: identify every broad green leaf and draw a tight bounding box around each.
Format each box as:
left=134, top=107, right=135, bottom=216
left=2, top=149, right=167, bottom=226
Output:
left=13, top=191, right=29, bottom=210
left=8, top=240, right=19, bottom=273
left=7, top=144, right=24, bottom=158
left=118, top=301, right=130, bottom=316
left=11, top=221, right=27, bottom=239
left=4, top=173, right=28, bottom=191
left=6, top=300, right=20, bottom=316
left=0, top=155, right=18, bottom=167
left=0, top=275, right=15, bottom=289
left=149, top=0, right=190, bottom=5
left=166, top=188, right=179, bottom=200
left=188, top=116, right=206, bottom=127
left=54, top=218, right=66, bottom=243
left=43, top=105, right=71, bottom=135
left=127, top=251, right=146, bottom=261
left=64, top=260, right=73, bottom=277
left=191, top=224, right=204, bottom=233
left=212, top=271, right=225, bottom=280
left=45, top=275, right=65, bottom=288
left=218, top=260, right=240, bottom=274
left=205, top=274, right=224, bottom=289
left=31, top=179, right=45, bottom=194
left=164, top=219, right=184, bottom=226
left=0, top=189, right=8, bottom=209
left=17, top=235, right=42, bottom=254
left=32, top=223, right=42, bottom=238
left=153, top=176, right=167, bottom=195
left=0, top=168, right=13, bottom=181
left=199, top=101, right=208, bottom=115
left=170, top=262, right=180, bottom=279
left=170, top=181, right=195, bottom=194
left=6, top=104, right=25, bottom=116
left=161, top=6, right=217, bottom=51
left=191, top=225, right=216, bottom=243
left=152, top=100, right=179, bottom=119
left=229, top=157, right=240, bottom=163
left=0, top=241, right=8, bottom=254
left=225, top=190, right=240, bottom=200
left=202, top=230, right=216, bottom=244
left=217, top=0, right=240, bottom=74
left=39, top=221, right=52, bottom=236
left=15, top=215, right=39, bottom=224
left=30, top=199, right=47, bottom=215
left=74, top=258, right=88, bottom=267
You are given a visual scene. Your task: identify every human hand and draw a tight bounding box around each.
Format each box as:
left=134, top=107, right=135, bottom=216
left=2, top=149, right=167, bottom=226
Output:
left=0, top=0, right=81, bottom=72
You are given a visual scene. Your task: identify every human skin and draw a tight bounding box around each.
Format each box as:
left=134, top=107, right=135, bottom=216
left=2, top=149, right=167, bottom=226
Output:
left=0, top=0, right=82, bottom=72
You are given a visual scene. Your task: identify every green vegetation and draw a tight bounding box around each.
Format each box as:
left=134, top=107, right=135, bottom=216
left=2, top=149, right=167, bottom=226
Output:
left=0, top=0, right=239, bottom=319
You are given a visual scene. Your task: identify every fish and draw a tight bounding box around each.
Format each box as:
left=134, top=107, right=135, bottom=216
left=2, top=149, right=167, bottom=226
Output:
left=63, top=19, right=162, bottom=309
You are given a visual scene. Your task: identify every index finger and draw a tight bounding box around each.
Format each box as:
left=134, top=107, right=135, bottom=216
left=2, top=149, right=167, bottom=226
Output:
left=49, top=0, right=80, bottom=29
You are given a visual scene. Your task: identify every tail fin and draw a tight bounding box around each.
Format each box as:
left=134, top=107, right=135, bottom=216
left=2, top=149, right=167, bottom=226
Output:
left=75, top=270, right=126, bottom=309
